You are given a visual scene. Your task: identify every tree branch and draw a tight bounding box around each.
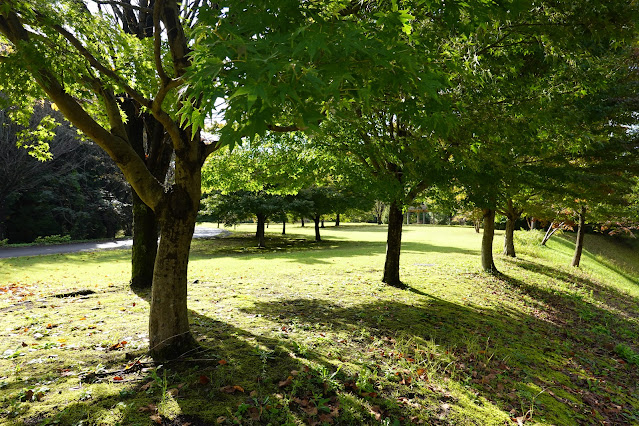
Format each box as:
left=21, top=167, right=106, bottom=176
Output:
left=50, top=23, right=152, bottom=109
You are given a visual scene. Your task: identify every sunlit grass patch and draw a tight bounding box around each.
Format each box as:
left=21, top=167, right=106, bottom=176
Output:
left=0, top=223, right=638, bottom=424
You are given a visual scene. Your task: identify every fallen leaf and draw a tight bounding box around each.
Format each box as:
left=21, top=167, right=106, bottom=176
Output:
left=167, top=388, right=179, bottom=397
left=249, top=406, right=261, bottom=420
left=150, top=414, right=162, bottom=424
left=138, top=404, right=157, bottom=413
left=199, top=375, right=210, bottom=385
left=279, top=376, right=293, bottom=387
left=218, top=359, right=228, bottom=365
left=113, top=376, right=123, bottom=381
left=216, top=416, right=226, bottom=424
left=370, top=405, right=383, bottom=421
left=301, top=405, right=318, bottom=416
left=140, top=382, right=153, bottom=391
left=219, top=385, right=244, bottom=394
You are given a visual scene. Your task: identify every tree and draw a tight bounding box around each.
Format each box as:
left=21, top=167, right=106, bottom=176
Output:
left=0, top=103, right=131, bottom=242
left=0, top=1, right=219, bottom=360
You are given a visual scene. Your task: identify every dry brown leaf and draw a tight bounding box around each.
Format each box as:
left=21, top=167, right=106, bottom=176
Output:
left=167, top=388, right=179, bottom=397
left=138, top=403, right=157, bottom=413
left=301, top=405, right=318, bottom=416
left=149, top=414, right=162, bottom=424
left=278, top=376, right=293, bottom=387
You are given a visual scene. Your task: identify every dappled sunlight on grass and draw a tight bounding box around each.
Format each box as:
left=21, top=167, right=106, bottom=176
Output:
left=0, top=224, right=638, bottom=424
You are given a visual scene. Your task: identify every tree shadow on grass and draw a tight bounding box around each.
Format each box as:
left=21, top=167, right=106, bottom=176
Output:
left=190, top=237, right=479, bottom=265
left=236, top=279, right=639, bottom=425
left=11, top=269, right=639, bottom=426
left=502, top=257, right=639, bottom=315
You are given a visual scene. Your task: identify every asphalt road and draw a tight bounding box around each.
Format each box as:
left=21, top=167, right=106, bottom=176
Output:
left=0, top=226, right=228, bottom=259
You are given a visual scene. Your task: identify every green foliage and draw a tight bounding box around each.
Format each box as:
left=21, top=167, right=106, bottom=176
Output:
left=33, top=235, right=71, bottom=245
left=614, top=344, right=639, bottom=366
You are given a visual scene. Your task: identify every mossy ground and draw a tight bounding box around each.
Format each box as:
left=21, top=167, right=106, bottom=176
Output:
left=0, top=224, right=638, bottom=425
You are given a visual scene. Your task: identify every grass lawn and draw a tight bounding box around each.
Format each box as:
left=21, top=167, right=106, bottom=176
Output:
left=0, top=223, right=638, bottom=425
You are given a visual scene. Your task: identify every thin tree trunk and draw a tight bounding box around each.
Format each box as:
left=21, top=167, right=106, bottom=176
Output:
left=282, top=217, right=286, bottom=235
left=313, top=215, right=321, bottom=241
left=131, top=191, right=158, bottom=289
left=321, top=218, right=325, bottom=228
left=474, top=220, right=481, bottom=233
left=256, top=213, right=266, bottom=248
left=571, top=206, right=586, bottom=267
left=335, top=213, right=340, bottom=227
left=383, top=200, right=404, bottom=288
left=541, top=221, right=564, bottom=246
left=481, top=208, right=497, bottom=274
left=301, top=218, right=305, bottom=227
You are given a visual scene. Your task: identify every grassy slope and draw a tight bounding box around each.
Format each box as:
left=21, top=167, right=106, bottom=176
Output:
left=0, top=224, right=638, bottom=425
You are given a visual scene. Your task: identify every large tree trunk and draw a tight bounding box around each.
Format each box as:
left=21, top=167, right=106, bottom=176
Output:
left=571, top=206, right=586, bottom=267
left=148, top=154, right=200, bottom=361
left=256, top=213, right=266, bottom=248
left=383, top=200, right=404, bottom=288
left=313, top=215, right=321, bottom=241
left=481, top=208, right=497, bottom=274
left=131, top=191, right=158, bottom=289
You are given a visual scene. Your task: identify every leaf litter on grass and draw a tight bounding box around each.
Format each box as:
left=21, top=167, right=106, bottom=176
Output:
left=0, top=224, right=638, bottom=424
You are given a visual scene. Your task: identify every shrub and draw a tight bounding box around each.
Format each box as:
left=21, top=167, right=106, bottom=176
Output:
left=33, top=234, right=72, bottom=245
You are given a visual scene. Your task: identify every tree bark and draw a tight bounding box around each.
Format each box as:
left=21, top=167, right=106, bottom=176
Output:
left=571, top=206, right=586, bottom=267
left=301, top=217, right=305, bottom=227
left=481, top=208, right=497, bottom=274
left=335, top=213, right=340, bottom=227
left=503, top=217, right=516, bottom=257
left=282, top=217, right=286, bottom=235
left=321, top=218, right=325, bottom=228
left=256, top=213, right=266, bottom=248
left=502, top=199, right=521, bottom=258
left=383, top=200, right=404, bottom=288
left=131, top=191, right=158, bottom=289
left=148, top=158, right=200, bottom=360
left=313, top=214, right=321, bottom=241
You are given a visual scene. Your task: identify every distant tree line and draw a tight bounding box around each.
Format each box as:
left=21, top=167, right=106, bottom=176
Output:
left=0, top=104, right=131, bottom=243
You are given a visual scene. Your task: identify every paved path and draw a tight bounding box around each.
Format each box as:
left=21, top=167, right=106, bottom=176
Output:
left=0, top=226, right=227, bottom=259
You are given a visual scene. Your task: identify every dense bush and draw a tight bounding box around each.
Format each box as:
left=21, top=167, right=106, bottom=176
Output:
left=0, top=104, right=132, bottom=243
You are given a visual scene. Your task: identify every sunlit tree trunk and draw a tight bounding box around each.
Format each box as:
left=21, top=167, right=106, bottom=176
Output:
left=149, top=146, right=200, bottom=360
